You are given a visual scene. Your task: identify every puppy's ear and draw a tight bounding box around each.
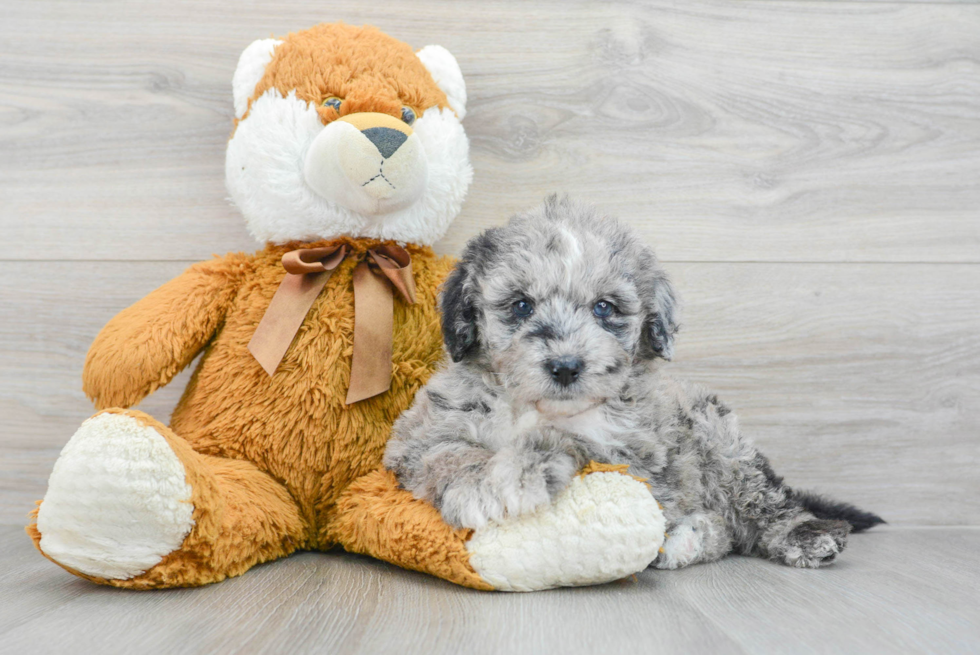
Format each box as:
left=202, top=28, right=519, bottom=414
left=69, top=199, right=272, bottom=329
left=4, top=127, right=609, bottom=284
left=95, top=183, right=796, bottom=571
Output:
left=440, top=257, right=479, bottom=363
left=640, top=272, right=679, bottom=361
left=440, top=229, right=500, bottom=362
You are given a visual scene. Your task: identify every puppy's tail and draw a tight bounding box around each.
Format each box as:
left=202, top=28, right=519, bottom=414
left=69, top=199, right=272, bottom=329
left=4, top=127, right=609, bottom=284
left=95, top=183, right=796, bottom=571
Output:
left=793, top=491, right=886, bottom=533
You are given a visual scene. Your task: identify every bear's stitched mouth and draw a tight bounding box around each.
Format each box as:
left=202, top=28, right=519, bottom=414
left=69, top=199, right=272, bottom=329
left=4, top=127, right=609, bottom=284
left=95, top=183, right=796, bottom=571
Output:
left=362, top=163, right=397, bottom=190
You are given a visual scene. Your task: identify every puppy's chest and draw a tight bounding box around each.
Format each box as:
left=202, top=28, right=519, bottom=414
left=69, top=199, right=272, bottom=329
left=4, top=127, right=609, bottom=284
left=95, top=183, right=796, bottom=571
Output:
left=512, top=404, right=642, bottom=451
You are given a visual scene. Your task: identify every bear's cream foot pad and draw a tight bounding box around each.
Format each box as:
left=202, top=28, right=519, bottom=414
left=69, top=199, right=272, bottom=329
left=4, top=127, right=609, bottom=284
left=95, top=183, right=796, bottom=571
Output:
left=35, top=411, right=195, bottom=580
left=465, top=470, right=665, bottom=591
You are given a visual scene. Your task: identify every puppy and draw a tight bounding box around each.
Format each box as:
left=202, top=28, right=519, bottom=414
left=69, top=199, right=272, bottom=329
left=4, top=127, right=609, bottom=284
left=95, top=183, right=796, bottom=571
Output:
left=385, top=196, right=883, bottom=569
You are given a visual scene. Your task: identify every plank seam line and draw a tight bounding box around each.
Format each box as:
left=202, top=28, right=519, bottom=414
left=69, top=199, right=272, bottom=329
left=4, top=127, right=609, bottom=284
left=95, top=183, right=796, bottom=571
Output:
left=2, top=260, right=980, bottom=266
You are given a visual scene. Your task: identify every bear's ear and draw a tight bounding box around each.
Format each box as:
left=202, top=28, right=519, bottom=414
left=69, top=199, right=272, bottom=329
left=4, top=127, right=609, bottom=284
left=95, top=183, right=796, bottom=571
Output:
left=233, top=38, right=283, bottom=119
left=416, top=45, right=467, bottom=120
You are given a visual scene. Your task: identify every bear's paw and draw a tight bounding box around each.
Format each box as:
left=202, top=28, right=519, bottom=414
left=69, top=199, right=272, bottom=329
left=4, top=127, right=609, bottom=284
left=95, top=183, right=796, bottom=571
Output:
left=465, top=471, right=665, bottom=592
left=35, top=412, right=195, bottom=580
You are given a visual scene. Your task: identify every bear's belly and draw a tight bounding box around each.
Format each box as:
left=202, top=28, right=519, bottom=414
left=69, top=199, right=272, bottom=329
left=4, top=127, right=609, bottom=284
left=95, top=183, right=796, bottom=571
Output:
left=168, top=258, right=447, bottom=530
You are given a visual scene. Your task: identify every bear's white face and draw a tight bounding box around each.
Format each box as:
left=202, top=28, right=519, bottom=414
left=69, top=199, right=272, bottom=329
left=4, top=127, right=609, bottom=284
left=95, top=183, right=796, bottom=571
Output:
left=225, top=38, right=472, bottom=247
left=303, top=111, right=429, bottom=216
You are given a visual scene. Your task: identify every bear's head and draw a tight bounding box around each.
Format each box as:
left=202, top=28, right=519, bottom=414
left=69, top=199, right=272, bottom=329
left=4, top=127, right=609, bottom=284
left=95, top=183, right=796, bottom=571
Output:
left=226, top=23, right=471, bottom=246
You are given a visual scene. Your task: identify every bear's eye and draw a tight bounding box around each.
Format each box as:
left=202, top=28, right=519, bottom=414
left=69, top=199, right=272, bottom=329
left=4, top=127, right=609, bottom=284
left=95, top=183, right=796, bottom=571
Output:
left=593, top=300, right=616, bottom=318
left=401, top=106, right=417, bottom=126
left=512, top=298, right=534, bottom=319
left=322, top=96, right=342, bottom=112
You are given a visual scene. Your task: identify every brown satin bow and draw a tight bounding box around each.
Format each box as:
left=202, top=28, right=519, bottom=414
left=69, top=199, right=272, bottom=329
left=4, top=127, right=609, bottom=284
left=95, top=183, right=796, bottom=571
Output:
left=247, top=244, right=416, bottom=404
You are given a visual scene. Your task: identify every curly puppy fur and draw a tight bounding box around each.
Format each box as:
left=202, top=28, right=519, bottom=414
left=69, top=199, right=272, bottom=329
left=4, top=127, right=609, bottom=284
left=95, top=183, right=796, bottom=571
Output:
left=385, top=196, right=884, bottom=569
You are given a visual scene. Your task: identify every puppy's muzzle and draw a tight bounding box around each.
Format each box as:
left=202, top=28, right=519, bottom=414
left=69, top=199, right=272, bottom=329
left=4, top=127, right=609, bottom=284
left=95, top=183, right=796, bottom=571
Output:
left=303, top=111, right=429, bottom=216
left=546, top=356, right=584, bottom=388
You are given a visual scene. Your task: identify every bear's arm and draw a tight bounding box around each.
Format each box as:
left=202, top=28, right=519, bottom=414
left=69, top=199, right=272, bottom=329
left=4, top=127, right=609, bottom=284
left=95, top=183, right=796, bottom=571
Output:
left=82, top=254, right=249, bottom=409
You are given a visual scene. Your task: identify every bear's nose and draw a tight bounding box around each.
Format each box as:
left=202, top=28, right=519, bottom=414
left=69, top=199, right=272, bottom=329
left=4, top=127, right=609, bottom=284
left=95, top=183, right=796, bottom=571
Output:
left=361, top=127, right=408, bottom=159
left=546, top=357, right=584, bottom=388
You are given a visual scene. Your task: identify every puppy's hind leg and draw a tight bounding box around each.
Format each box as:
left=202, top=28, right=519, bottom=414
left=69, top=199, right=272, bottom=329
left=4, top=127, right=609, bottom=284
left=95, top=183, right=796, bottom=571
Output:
left=653, top=512, right=732, bottom=570
left=734, top=454, right=858, bottom=568
left=759, top=517, right=851, bottom=568
left=765, top=490, right=884, bottom=567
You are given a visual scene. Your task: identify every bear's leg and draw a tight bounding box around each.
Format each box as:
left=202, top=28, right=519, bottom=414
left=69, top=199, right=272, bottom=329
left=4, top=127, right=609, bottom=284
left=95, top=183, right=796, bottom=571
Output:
left=329, top=468, right=493, bottom=590
left=27, top=408, right=308, bottom=589
left=330, top=465, right=666, bottom=592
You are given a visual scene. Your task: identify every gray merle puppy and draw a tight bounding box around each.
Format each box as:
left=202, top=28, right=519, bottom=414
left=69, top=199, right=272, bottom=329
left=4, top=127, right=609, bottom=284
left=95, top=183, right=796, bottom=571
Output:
left=385, top=196, right=883, bottom=569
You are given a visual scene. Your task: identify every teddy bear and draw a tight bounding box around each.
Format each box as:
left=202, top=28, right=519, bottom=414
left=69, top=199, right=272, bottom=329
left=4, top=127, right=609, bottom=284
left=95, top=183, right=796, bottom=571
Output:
left=27, top=22, right=664, bottom=592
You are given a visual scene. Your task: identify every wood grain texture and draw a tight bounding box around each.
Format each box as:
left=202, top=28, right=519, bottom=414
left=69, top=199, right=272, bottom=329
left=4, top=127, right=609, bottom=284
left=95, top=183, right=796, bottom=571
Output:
left=2, top=260, right=977, bottom=525
left=0, top=1, right=978, bottom=262
left=1, top=2, right=978, bottom=649
left=1, top=524, right=978, bottom=654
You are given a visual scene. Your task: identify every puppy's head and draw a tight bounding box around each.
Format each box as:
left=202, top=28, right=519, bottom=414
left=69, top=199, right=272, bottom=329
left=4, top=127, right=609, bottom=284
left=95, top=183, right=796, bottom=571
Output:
left=442, top=196, right=678, bottom=413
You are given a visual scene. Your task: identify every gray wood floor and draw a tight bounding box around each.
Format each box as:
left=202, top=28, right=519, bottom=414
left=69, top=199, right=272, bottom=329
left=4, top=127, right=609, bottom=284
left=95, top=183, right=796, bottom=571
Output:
left=2, top=526, right=978, bottom=654
left=2, top=0, right=979, bottom=653
left=3, top=0, right=979, bottom=528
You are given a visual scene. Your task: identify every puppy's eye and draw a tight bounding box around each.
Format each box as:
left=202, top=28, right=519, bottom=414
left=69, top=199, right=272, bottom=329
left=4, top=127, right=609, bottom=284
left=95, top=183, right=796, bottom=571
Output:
left=322, top=96, right=342, bottom=111
left=401, top=106, right=417, bottom=125
left=593, top=300, right=616, bottom=318
left=512, top=298, right=534, bottom=318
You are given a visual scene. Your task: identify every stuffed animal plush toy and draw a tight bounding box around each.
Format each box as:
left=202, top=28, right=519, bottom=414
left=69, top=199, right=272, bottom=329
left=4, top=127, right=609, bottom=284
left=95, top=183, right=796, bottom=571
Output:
left=26, top=23, right=664, bottom=592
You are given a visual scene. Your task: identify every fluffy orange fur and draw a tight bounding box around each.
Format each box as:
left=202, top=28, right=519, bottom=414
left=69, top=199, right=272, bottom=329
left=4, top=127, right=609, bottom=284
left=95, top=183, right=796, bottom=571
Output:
left=335, top=469, right=494, bottom=591
left=245, top=23, right=450, bottom=127
left=27, top=236, right=495, bottom=588
left=27, top=23, right=491, bottom=590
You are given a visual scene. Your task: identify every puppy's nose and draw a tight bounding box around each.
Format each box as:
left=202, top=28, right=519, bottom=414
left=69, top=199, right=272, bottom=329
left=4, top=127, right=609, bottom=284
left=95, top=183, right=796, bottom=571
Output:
left=361, top=127, right=407, bottom=159
left=546, top=357, right=584, bottom=387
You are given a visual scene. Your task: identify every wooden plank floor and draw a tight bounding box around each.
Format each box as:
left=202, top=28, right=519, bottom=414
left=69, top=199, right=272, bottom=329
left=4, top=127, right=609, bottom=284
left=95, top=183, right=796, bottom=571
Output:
left=2, top=526, right=978, bottom=654
left=3, top=261, right=979, bottom=525
left=3, top=1, right=979, bottom=263
left=2, top=0, right=979, bottom=526
left=1, top=1, right=979, bottom=653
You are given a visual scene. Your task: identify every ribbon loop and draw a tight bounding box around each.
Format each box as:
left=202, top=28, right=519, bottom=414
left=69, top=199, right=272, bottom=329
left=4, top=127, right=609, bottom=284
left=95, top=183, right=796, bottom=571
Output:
left=248, top=243, right=416, bottom=405
left=368, top=247, right=416, bottom=305
left=282, top=245, right=347, bottom=274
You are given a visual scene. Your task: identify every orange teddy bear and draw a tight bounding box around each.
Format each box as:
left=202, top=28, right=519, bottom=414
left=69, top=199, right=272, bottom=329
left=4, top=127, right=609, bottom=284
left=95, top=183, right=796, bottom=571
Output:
left=28, top=23, right=664, bottom=592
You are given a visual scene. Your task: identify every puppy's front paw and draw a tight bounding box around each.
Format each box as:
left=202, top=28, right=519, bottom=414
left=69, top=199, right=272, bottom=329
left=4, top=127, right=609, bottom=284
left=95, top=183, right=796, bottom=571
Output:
left=496, top=450, right=577, bottom=519
left=439, top=483, right=505, bottom=530
left=437, top=450, right=577, bottom=530
left=782, top=519, right=850, bottom=568
left=653, top=523, right=702, bottom=570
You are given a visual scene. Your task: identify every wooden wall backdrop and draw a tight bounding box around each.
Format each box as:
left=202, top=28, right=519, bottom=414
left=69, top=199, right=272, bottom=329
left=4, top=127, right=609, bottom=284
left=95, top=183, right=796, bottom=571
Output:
left=1, top=0, right=978, bottom=526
